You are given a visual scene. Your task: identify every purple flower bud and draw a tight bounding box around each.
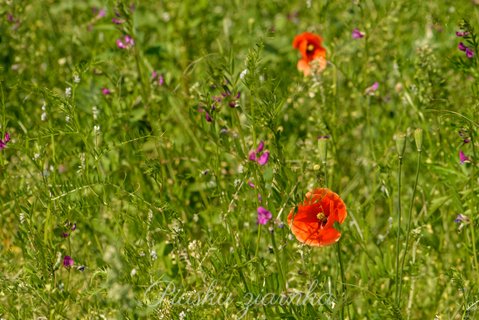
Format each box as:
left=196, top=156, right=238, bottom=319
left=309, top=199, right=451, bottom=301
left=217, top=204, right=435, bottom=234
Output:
left=101, top=88, right=111, bottom=95
left=124, top=35, right=134, bottom=46
left=228, top=101, right=237, bottom=108
left=458, top=42, right=467, bottom=52
left=205, top=112, right=212, bottom=122
left=459, top=150, right=470, bottom=164
left=466, top=47, right=474, bottom=58
left=454, top=214, right=470, bottom=224
left=456, top=31, right=469, bottom=37
left=63, top=256, right=74, bottom=268
left=116, top=39, right=126, bottom=49
left=365, top=82, right=379, bottom=95
left=4, top=132, right=10, bottom=143
left=257, top=206, right=272, bottom=225
left=248, top=151, right=257, bottom=161
left=97, top=9, right=106, bottom=18
left=256, top=141, right=265, bottom=153
left=257, top=151, right=270, bottom=166
left=158, top=75, right=164, bottom=86
left=247, top=181, right=255, bottom=188
left=352, top=28, right=365, bottom=39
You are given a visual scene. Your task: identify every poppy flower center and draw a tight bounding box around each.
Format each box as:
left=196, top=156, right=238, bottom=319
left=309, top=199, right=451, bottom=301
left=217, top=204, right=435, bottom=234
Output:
left=307, top=44, right=315, bottom=52
left=316, top=212, right=327, bottom=224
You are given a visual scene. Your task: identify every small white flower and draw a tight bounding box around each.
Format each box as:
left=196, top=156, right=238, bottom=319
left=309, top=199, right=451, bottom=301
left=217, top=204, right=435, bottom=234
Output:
left=92, top=106, right=99, bottom=120
left=73, top=74, right=80, bottom=83
left=65, top=115, right=70, bottom=122
left=33, top=153, right=40, bottom=160
left=179, top=311, right=186, bottom=320
left=65, top=87, right=72, bottom=97
left=150, top=250, right=157, bottom=260
left=41, top=112, right=47, bottom=121
left=162, top=12, right=170, bottom=22
left=240, top=69, right=248, bottom=79
left=130, top=268, right=137, bottom=277
left=93, top=125, right=101, bottom=134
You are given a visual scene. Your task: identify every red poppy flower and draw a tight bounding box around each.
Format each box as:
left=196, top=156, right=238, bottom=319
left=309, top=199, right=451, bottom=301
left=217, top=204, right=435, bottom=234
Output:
left=293, top=32, right=327, bottom=76
left=288, top=188, right=347, bottom=247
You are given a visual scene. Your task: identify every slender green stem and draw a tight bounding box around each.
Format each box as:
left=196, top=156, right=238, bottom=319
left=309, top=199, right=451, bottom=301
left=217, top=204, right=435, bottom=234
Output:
left=254, top=225, right=261, bottom=258
left=398, top=150, right=421, bottom=303
left=470, top=215, right=479, bottom=279
left=270, top=229, right=286, bottom=290
left=337, top=240, right=348, bottom=320
left=395, top=157, right=403, bottom=307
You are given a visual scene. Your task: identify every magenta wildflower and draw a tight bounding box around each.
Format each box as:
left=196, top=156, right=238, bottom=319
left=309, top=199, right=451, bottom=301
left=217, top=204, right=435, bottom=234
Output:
left=101, top=88, right=111, bottom=95
left=151, top=71, right=164, bottom=86
left=466, top=48, right=474, bottom=58
left=116, top=35, right=134, bottom=49
left=97, top=9, right=106, bottom=18
left=0, top=132, right=11, bottom=150
left=248, top=141, right=270, bottom=165
left=365, top=82, right=379, bottom=95
left=456, top=31, right=469, bottom=37
left=459, top=150, right=470, bottom=164
left=247, top=180, right=255, bottom=188
left=458, top=42, right=467, bottom=51
left=257, top=206, right=272, bottom=225
left=352, top=28, right=365, bottom=39
left=63, top=256, right=74, bottom=268
left=256, top=141, right=265, bottom=153
left=124, top=35, right=134, bottom=46
left=257, top=151, right=270, bottom=166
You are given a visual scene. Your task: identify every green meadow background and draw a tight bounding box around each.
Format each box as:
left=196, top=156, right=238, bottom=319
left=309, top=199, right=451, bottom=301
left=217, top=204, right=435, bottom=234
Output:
left=1, top=0, right=478, bottom=319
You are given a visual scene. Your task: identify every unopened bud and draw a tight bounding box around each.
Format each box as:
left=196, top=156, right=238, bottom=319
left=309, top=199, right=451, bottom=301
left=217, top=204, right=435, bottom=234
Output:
left=318, top=135, right=329, bottom=163
left=414, top=128, right=423, bottom=152
left=395, top=133, right=406, bottom=159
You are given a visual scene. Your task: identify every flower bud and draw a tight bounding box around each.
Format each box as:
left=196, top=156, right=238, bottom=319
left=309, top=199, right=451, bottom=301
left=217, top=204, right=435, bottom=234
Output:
left=414, top=128, right=423, bottom=152
left=318, top=136, right=329, bottom=163
left=395, top=133, right=406, bottom=159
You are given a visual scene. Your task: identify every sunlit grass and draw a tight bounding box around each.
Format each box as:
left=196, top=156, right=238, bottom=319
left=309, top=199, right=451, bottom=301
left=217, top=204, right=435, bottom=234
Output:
left=1, top=1, right=478, bottom=319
